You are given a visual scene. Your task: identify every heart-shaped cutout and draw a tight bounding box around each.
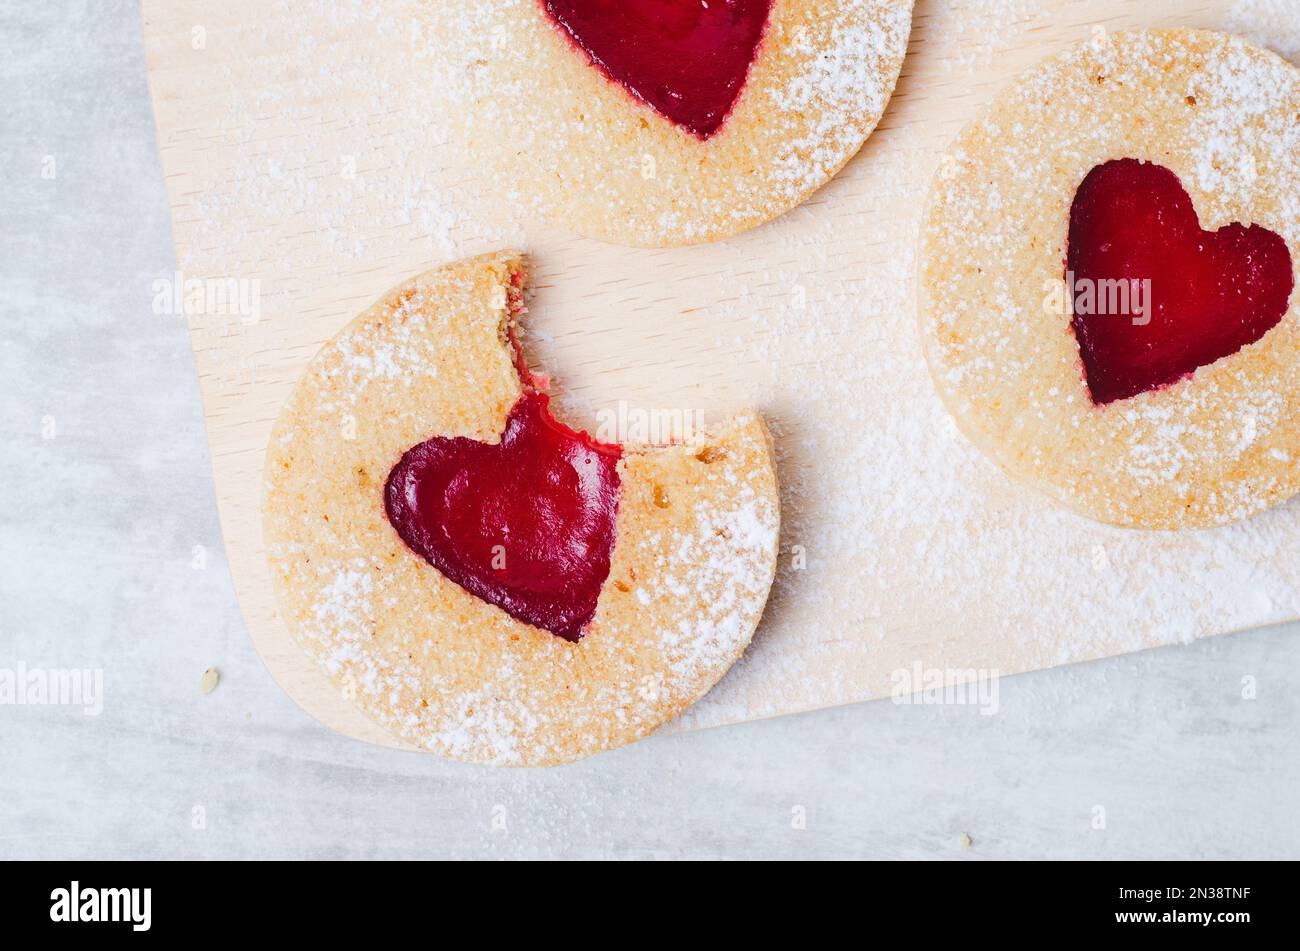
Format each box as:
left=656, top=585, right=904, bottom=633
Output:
left=541, top=0, right=772, bottom=139
left=1067, top=158, right=1294, bottom=405
left=385, top=392, right=621, bottom=642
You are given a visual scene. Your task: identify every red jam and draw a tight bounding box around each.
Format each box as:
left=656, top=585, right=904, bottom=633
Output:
left=1067, top=158, right=1294, bottom=405
left=385, top=392, right=621, bottom=642
left=541, top=0, right=772, bottom=139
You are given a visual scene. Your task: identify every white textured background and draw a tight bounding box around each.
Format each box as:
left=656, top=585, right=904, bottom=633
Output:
left=2, top=0, right=1299, bottom=859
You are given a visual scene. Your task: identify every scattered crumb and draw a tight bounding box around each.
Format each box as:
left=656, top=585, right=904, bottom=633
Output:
left=199, top=667, right=220, bottom=694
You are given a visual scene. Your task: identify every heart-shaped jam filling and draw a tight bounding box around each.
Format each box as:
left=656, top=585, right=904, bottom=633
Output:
left=1067, top=158, right=1294, bottom=405
left=541, top=0, right=772, bottom=139
left=385, top=392, right=621, bottom=642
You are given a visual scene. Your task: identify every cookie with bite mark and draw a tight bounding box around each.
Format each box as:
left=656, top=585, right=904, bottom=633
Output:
left=263, top=252, right=780, bottom=765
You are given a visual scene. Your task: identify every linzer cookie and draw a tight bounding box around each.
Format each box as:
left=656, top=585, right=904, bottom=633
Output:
left=262, top=253, right=780, bottom=765
left=420, top=0, right=914, bottom=246
left=919, top=29, right=1300, bottom=530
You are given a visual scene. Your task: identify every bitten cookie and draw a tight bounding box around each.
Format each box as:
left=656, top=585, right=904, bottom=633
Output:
left=263, top=252, right=780, bottom=765
left=420, top=0, right=914, bottom=246
left=919, top=29, right=1300, bottom=530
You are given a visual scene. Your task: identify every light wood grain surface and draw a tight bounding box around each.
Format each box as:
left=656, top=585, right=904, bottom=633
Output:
left=141, top=0, right=1300, bottom=754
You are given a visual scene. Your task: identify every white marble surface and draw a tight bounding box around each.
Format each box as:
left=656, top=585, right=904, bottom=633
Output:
left=2, top=0, right=1299, bottom=860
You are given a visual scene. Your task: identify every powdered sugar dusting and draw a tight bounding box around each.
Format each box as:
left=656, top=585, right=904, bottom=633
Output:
left=675, top=23, right=1300, bottom=729
left=417, top=0, right=913, bottom=245
left=264, top=259, right=780, bottom=764
left=170, top=0, right=522, bottom=285
left=149, top=2, right=1300, bottom=749
left=764, top=2, right=915, bottom=199
left=936, top=0, right=1046, bottom=75
left=921, top=29, right=1300, bottom=529
left=1227, top=0, right=1300, bottom=63
left=272, top=422, right=779, bottom=765
left=655, top=473, right=779, bottom=684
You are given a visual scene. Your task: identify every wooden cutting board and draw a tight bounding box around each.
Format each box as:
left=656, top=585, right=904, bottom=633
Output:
left=142, top=0, right=1300, bottom=753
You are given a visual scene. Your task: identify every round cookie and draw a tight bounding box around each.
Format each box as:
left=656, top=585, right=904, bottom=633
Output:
left=918, top=29, right=1300, bottom=530
left=419, top=0, right=914, bottom=247
left=262, top=252, right=780, bottom=765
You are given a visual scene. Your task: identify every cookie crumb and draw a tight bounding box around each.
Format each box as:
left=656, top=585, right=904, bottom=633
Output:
left=199, top=667, right=220, bottom=694
left=959, top=832, right=974, bottom=850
